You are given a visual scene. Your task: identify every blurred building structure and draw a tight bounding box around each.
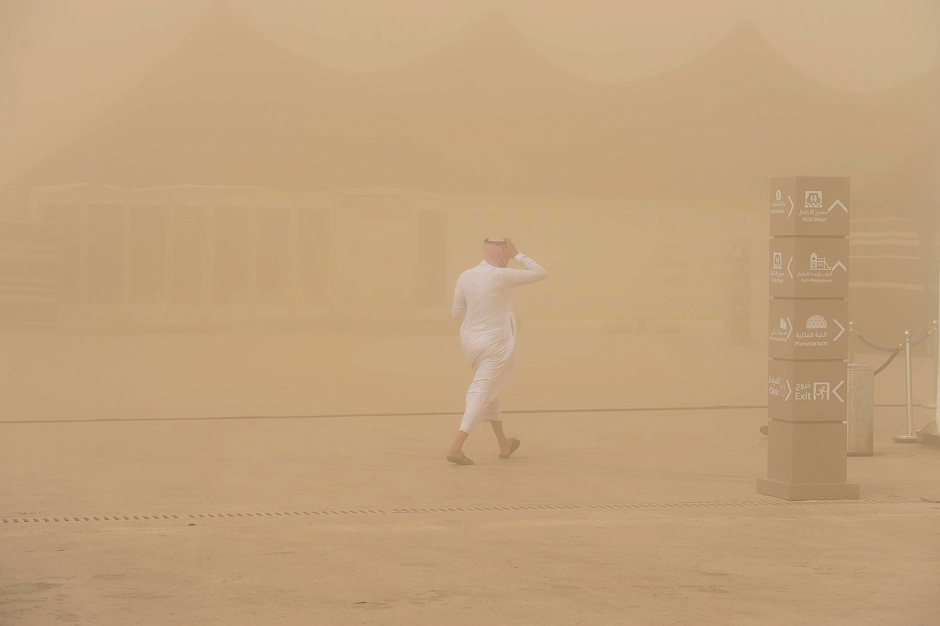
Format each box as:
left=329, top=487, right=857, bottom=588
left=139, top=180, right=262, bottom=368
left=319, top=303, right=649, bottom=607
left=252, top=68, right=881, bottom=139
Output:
left=3, top=184, right=450, bottom=327
left=848, top=216, right=932, bottom=345
left=1, top=184, right=936, bottom=333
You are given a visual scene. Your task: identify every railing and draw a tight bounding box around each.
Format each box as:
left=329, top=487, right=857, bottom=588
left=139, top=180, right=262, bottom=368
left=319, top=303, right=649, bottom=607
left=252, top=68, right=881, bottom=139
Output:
left=848, top=321, right=939, bottom=443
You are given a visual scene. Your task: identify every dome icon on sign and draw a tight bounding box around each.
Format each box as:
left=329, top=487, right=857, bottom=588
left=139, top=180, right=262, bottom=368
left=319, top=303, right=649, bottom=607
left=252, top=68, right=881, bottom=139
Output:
left=806, top=315, right=828, bottom=329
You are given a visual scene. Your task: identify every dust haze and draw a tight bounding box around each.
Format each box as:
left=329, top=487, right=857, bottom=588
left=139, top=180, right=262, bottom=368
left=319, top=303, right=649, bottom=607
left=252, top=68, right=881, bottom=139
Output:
left=1, top=1, right=939, bottom=624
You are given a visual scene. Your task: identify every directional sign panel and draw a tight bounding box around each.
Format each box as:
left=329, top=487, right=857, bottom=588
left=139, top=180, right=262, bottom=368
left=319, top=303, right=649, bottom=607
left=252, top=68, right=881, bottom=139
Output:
left=769, top=237, right=849, bottom=298
left=768, top=359, right=847, bottom=422
left=769, top=177, right=850, bottom=237
left=768, top=298, right=848, bottom=360
left=762, top=174, right=856, bottom=501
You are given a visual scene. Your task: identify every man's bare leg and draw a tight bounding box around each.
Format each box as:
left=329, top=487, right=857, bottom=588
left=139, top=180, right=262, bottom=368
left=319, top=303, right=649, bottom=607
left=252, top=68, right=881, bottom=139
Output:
left=490, top=420, right=514, bottom=456
left=448, top=430, right=470, bottom=458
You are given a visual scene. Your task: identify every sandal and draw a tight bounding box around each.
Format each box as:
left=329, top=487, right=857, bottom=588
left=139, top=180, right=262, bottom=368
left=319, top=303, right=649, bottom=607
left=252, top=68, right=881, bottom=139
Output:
left=447, top=453, right=474, bottom=465
left=499, top=438, right=521, bottom=459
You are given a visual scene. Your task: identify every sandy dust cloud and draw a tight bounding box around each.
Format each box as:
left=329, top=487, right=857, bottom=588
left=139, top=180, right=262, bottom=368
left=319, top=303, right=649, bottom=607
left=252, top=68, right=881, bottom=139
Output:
left=1, top=1, right=939, bottom=624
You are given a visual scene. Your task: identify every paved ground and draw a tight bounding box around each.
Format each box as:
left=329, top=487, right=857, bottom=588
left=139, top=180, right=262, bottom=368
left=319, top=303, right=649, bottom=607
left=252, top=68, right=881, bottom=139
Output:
left=0, top=323, right=935, bottom=421
left=2, top=326, right=938, bottom=624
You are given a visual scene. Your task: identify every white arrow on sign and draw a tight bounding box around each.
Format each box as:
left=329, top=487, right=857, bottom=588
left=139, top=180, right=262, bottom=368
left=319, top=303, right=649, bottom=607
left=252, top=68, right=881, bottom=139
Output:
left=788, top=195, right=794, bottom=218
left=786, top=317, right=792, bottom=341
left=833, top=319, right=845, bottom=341
left=832, top=380, right=844, bottom=403
left=828, top=199, right=848, bottom=213
left=832, top=261, right=847, bottom=272
left=787, top=256, right=794, bottom=279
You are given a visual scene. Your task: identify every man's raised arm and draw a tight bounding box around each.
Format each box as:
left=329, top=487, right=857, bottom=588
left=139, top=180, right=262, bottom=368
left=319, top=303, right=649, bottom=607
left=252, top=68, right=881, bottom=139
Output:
left=501, top=253, right=548, bottom=287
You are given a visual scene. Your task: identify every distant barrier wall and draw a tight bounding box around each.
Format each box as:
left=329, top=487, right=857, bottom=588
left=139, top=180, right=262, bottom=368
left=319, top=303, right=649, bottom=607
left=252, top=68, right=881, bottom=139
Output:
left=7, top=184, right=937, bottom=328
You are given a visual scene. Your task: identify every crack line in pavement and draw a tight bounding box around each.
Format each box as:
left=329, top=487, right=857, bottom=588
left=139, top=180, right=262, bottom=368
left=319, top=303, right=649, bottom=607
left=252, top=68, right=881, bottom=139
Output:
left=0, top=406, right=768, bottom=424
left=1, top=404, right=927, bottom=425
left=2, top=498, right=931, bottom=525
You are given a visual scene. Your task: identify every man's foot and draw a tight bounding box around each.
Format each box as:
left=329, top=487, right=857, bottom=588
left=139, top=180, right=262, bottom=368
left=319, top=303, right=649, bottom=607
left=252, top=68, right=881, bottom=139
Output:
left=447, top=453, right=474, bottom=465
left=499, top=438, right=521, bottom=459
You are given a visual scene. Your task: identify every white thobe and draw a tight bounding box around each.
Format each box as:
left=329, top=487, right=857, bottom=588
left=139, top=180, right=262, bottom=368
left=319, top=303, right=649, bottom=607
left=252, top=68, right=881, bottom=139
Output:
left=452, top=253, right=548, bottom=433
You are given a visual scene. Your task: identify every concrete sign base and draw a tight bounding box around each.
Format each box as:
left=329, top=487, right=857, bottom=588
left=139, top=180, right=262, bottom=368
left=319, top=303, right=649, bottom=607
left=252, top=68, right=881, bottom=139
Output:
left=756, top=478, right=860, bottom=501
left=764, top=419, right=850, bottom=485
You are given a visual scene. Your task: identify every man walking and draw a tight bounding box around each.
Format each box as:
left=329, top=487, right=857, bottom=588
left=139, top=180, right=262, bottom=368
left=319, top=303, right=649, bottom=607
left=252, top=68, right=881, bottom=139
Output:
left=447, top=237, right=548, bottom=465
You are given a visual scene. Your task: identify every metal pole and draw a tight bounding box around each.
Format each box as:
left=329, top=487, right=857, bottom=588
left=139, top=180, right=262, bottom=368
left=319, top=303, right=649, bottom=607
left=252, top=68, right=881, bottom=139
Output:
left=935, top=254, right=940, bottom=431
left=926, top=320, right=938, bottom=411
left=848, top=320, right=855, bottom=363
left=894, top=330, right=919, bottom=442
left=935, top=319, right=940, bottom=432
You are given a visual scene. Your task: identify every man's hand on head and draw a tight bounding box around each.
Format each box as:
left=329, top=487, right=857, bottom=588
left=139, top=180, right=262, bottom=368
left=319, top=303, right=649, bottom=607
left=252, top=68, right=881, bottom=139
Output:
left=505, top=238, right=518, bottom=259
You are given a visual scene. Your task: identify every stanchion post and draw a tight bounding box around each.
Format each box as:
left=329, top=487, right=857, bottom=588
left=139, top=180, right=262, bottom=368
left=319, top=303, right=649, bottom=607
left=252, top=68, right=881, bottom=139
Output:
left=935, top=318, right=940, bottom=430
left=848, top=321, right=855, bottom=363
left=894, top=330, right=918, bottom=443
left=927, top=320, right=938, bottom=411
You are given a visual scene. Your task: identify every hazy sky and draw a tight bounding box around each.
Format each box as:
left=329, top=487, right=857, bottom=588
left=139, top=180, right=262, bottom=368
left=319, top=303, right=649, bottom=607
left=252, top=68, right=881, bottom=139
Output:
left=1, top=0, right=938, bottom=187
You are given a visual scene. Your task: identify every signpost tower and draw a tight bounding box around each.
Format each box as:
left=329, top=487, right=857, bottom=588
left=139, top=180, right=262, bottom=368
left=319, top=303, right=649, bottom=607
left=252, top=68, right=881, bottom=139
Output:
left=758, top=177, right=860, bottom=500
